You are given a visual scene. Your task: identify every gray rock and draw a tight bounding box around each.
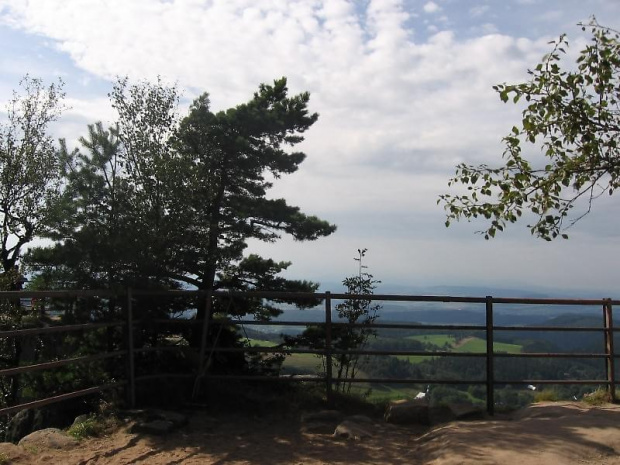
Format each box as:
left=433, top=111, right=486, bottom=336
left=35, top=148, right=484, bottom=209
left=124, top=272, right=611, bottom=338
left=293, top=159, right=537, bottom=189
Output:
left=428, top=405, right=455, bottom=425
left=131, top=419, right=175, bottom=435
left=18, top=428, right=78, bottom=450
left=150, top=409, right=188, bottom=427
left=301, top=422, right=336, bottom=435
left=333, top=420, right=372, bottom=440
left=72, top=414, right=92, bottom=427
left=448, top=403, right=485, bottom=421
left=6, top=409, right=34, bottom=443
left=384, top=399, right=430, bottom=425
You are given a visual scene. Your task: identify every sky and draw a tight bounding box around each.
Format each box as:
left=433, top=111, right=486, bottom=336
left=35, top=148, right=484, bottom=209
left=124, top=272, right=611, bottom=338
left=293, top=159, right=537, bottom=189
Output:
left=1, top=0, right=620, bottom=297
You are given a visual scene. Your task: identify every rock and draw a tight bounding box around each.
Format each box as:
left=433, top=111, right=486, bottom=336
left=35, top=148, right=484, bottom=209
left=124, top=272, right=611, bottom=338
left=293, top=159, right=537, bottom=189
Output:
left=18, top=428, right=78, bottom=450
left=344, top=414, right=373, bottom=425
left=131, top=419, right=175, bottom=435
left=428, top=405, right=455, bottom=425
left=301, top=422, right=336, bottom=435
left=124, top=408, right=189, bottom=435
left=448, top=403, right=485, bottom=421
left=6, top=409, right=34, bottom=443
left=150, top=409, right=188, bottom=428
left=7, top=405, right=86, bottom=443
left=333, top=420, right=372, bottom=440
left=384, top=399, right=430, bottom=425
left=72, top=414, right=92, bottom=427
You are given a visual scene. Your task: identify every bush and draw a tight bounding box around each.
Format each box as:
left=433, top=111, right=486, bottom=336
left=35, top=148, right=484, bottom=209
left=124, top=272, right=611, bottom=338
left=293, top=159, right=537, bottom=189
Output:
left=534, top=389, right=560, bottom=402
left=582, top=388, right=612, bottom=406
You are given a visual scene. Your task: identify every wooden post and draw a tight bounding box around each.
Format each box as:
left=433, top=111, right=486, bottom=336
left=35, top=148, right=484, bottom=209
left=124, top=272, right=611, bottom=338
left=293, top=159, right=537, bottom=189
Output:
left=485, top=296, right=495, bottom=416
left=126, top=288, right=136, bottom=408
left=324, top=291, right=333, bottom=403
left=604, top=299, right=616, bottom=402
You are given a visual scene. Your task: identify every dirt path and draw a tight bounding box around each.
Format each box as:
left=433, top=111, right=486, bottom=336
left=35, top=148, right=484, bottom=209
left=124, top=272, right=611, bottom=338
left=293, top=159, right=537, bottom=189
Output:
left=3, top=402, right=620, bottom=464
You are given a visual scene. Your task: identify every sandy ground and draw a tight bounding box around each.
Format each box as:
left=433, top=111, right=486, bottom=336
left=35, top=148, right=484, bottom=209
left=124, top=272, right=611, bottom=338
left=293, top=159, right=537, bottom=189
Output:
left=3, top=401, right=620, bottom=464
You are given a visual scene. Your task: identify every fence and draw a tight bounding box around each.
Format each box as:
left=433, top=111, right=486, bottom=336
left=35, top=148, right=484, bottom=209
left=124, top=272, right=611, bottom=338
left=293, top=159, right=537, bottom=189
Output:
left=0, top=289, right=616, bottom=418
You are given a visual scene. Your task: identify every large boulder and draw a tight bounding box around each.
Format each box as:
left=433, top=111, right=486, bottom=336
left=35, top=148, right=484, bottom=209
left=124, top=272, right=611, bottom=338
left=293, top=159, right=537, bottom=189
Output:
left=128, top=409, right=189, bottom=435
left=6, top=404, right=89, bottom=443
left=384, top=399, right=430, bottom=425
left=333, top=420, right=373, bottom=440
left=448, top=402, right=485, bottom=421
left=18, top=428, right=77, bottom=450
left=5, top=409, right=34, bottom=443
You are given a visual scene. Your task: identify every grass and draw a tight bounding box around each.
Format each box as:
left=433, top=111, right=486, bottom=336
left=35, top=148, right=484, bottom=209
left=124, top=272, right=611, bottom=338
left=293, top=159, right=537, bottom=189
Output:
left=396, top=336, right=522, bottom=364
left=245, top=338, right=324, bottom=374
left=67, top=410, right=120, bottom=441
left=534, top=389, right=560, bottom=402
left=67, top=415, right=106, bottom=440
left=395, top=354, right=437, bottom=364
left=407, top=334, right=455, bottom=346
left=282, top=353, right=323, bottom=373
left=583, top=388, right=612, bottom=406
left=352, top=383, right=423, bottom=403
left=453, top=338, right=522, bottom=354
left=246, top=339, right=278, bottom=347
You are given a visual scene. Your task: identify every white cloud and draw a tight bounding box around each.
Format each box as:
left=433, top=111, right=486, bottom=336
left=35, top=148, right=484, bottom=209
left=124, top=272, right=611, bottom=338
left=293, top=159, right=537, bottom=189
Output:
left=1, top=0, right=619, bottom=293
left=423, top=1, right=441, bottom=14
left=470, top=5, right=490, bottom=18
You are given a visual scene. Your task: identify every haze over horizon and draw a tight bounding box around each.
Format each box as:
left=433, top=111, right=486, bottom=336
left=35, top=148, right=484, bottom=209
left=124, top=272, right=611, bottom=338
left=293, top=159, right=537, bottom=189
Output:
left=1, top=0, right=620, bottom=297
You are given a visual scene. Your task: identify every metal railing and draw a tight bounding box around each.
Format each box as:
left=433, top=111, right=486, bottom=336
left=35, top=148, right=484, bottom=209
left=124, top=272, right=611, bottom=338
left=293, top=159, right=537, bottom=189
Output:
left=0, top=289, right=616, bottom=417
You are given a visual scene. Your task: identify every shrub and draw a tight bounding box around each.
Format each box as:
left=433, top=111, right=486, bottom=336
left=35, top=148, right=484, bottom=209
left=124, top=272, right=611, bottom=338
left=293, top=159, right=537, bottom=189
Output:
left=582, top=388, right=612, bottom=406
left=534, top=389, right=560, bottom=402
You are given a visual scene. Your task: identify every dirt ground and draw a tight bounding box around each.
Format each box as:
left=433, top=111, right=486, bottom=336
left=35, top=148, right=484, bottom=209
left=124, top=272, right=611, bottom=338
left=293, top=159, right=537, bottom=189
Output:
left=3, top=401, right=620, bottom=464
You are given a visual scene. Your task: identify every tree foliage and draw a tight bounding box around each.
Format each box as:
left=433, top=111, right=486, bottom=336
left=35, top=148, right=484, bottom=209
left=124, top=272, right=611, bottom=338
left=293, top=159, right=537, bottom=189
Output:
left=332, top=248, right=380, bottom=392
left=439, top=19, right=620, bottom=240
left=27, top=77, right=335, bottom=326
left=289, top=249, right=380, bottom=393
left=0, top=75, right=65, bottom=271
left=173, top=79, right=336, bottom=297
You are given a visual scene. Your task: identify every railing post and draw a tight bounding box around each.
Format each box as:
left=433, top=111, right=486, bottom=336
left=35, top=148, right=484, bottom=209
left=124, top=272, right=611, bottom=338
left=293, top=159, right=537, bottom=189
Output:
left=604, top=299, right=615, bottom=402
left=485, top=296, right=494, bottom=416
left=126, top=288, right=136, bottom=408
left=325, top=291, right=333, bottom=403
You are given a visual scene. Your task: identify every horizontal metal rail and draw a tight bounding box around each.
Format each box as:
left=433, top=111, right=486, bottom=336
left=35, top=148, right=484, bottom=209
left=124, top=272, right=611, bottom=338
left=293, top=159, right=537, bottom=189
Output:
left=495, top=379, right=611, bottom=385
left=0, top=382, right=126, bottom=416
left=0, top=321, right=125, bottom=338
left=135, top=373, right=194, bottom=382
left=0, top=289, right=616, bottom=418
left=0, top=351, right=127, bottom=377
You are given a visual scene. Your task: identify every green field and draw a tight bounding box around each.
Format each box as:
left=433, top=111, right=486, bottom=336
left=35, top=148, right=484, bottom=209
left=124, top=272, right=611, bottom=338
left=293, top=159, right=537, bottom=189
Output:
left=395, top=354, right=437, bottom=363
left=396, top=335, right=522, bottom=363
left=247, top=336, right=522, bottom=373
left=454, top=338, right=522, bottom=354
left=247, top=339, right=278, bottom=347
left=282, top=353, right=323, bottom=373
left=407, top=334, right=455, bottom=346
left=246, top=339, right=323, bottom=373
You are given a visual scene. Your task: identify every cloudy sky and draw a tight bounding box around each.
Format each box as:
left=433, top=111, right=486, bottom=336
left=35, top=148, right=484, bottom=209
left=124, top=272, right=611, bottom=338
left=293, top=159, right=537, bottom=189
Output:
left=1, top=0, right=619, bottom=296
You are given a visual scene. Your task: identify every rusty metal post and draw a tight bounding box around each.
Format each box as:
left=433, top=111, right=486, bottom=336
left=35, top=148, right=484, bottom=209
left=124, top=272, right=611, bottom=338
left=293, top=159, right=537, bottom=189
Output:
left=604, top=299, right=616, bottom=402
left=126, top=288, right=136, bottom=408
left=485, top=296, right=495, bottom=416
left=324, top=291, right=333, bottom=403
